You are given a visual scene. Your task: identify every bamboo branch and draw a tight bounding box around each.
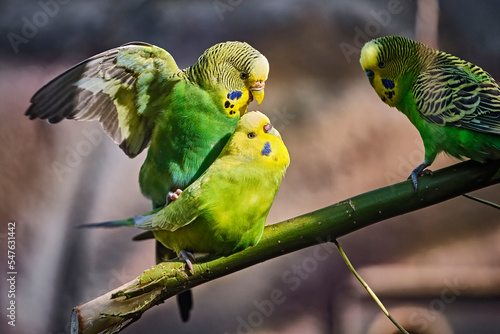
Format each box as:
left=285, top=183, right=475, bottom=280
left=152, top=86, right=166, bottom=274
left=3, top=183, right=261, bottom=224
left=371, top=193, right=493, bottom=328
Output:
left=71, top=160, right=500, bottom=334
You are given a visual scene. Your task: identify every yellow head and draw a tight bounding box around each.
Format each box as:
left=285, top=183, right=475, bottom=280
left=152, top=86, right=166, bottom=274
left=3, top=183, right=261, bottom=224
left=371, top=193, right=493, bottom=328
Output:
left=192, top=41, right=269, bottom=117
left=360, top=36, right=424, bottom=108
left=224, top=111, right=290, bottom=173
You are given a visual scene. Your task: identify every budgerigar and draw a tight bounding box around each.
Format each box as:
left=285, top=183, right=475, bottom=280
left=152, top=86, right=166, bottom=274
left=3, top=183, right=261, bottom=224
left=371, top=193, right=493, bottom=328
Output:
left=84, top=111, right=290, bottom=272
left=26, top=41, right=269, bottom=321
left=360, top=35, right=500, bottom=190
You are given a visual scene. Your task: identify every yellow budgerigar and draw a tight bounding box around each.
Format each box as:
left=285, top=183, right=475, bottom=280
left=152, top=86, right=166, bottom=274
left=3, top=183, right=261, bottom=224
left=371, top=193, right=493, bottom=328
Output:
left=84, top=111, right=290, bottom=271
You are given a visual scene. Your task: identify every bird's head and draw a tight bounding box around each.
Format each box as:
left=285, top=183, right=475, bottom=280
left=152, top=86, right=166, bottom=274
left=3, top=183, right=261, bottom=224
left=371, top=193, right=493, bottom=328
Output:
left=360, top=36, right=422, bottom=108
left=193, top=41, right=269, bottom=118
left=226, top=111, right=289, bottom=170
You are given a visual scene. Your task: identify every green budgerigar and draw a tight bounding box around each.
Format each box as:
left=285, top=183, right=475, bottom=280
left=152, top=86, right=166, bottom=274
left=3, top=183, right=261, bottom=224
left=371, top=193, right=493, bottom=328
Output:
left=26, top=41, right=269, bottom=321
left=26, top=41, right=269, bottom=208
left=84, top=111, right=290, bottom=270
left=360, top=36, right=500, bottom=189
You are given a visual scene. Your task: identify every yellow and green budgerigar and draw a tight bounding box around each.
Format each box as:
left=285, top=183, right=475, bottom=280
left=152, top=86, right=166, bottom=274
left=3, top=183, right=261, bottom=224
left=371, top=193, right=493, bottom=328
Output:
left=84, top=111, right=290, bottom=271
left=26, top=41, right=269, bottom=208
left=360, top=35, right=500, bottom=190
left=26, top=41, right=269, bottom=321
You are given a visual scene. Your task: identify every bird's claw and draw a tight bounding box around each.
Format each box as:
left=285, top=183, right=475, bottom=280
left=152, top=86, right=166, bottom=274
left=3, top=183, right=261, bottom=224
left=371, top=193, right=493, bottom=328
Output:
left=179, top=249, right=196, bottom=274
left=167, top=189, right=183, bottom=203
left=408, top=162, right=432, bottom=192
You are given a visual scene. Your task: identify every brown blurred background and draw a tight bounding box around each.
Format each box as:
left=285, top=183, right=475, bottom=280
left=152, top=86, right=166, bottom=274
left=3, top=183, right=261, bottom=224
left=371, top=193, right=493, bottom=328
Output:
left=1, top=0, right=499, bottom=333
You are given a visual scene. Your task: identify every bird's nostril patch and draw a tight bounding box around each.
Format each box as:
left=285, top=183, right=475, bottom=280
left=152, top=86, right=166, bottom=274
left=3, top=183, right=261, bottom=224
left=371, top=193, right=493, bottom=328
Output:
left=263, top=123, right=273, bottom=133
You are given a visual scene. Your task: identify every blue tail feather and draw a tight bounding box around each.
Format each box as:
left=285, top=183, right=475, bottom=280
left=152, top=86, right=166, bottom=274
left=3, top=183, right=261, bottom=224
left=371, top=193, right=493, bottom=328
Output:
left=78, top=218, right=134, bottom=229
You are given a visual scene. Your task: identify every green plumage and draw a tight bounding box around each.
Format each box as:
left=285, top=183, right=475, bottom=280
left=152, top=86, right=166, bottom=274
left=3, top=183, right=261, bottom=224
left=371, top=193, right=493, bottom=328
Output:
left=360, top=36, right=500, bottom=188
left=138, top=80, right=237, bottom=206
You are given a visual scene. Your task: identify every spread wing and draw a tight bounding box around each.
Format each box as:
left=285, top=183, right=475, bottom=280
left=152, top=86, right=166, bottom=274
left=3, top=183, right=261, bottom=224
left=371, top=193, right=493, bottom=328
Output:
left=26, top=42, right=181, bottom=157
left=412, top=57, right=500, bottom=135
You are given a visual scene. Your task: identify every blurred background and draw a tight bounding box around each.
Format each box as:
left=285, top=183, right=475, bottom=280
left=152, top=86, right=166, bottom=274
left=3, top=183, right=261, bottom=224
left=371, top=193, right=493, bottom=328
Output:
left=1, top=0, right=499, bottom=333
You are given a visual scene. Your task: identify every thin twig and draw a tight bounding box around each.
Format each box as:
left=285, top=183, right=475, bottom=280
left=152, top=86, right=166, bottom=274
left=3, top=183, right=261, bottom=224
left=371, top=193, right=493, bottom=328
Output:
left=333, top=239, right=409, bottom=334
left=462, top=194, right=500, bottom=210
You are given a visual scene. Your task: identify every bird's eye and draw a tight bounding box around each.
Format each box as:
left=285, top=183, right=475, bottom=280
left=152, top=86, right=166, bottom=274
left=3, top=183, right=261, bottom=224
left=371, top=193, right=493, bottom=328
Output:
left=240, top=72, right=249, bottom=80
left=378, top=61, right=386, bottom=68
left=247, top=132, right=256, bottom=139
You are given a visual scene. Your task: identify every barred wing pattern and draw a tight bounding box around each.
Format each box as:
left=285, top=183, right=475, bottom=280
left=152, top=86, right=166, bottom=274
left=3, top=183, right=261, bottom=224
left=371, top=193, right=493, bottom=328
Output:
left=26, top=42, right=180, bottom=157
left=412, top=52, right=500, bottom=135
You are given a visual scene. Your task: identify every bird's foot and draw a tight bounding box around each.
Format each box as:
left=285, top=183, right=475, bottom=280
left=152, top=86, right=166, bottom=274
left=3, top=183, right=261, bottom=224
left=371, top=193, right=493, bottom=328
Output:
left=408, top=162, right=432, bottom=191
left=179, top=249, right=196, bottom=274
left=167, top=189, right=183, bottom=204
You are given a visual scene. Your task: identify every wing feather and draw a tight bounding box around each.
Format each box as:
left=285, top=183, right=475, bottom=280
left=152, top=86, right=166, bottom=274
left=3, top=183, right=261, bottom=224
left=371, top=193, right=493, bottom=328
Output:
left=413, top=54, right=500, bottom=135
left=26, top=42, right=181, bottom=157
left=136, top=181, right=205, bottom=232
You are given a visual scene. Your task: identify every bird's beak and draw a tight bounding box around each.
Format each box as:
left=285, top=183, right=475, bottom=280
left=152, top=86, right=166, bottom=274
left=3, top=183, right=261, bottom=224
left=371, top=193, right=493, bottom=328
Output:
left=263, top=122, right=280, bottom=137
left=250, top=81, right=265, bottom=105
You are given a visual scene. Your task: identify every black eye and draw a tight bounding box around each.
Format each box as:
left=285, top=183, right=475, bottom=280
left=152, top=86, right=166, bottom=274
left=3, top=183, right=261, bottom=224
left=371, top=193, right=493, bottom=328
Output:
left=240, top=71, right=249, bottom=80
left=247, top=132, right=256, bottom=139
left=378, top=61, right=386, bottom=68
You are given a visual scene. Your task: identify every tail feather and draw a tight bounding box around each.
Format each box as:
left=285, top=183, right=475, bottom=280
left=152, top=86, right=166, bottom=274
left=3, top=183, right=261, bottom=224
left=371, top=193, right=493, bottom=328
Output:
left=78, top=218, right=135, bottom=228
left=78, top=213, right=156, bottom=229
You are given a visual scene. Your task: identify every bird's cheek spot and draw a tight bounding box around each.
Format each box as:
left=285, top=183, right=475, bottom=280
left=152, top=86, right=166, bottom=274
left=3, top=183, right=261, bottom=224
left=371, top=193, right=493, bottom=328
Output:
left=384, top=90, right=395, bottom=100
left=381, top=78, right=395, bottom=89
left=261, top=141, right=272, bottom=156
left=227, top=91, right=243, bottom=100
left=224, top=100, right=238, bottom=116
